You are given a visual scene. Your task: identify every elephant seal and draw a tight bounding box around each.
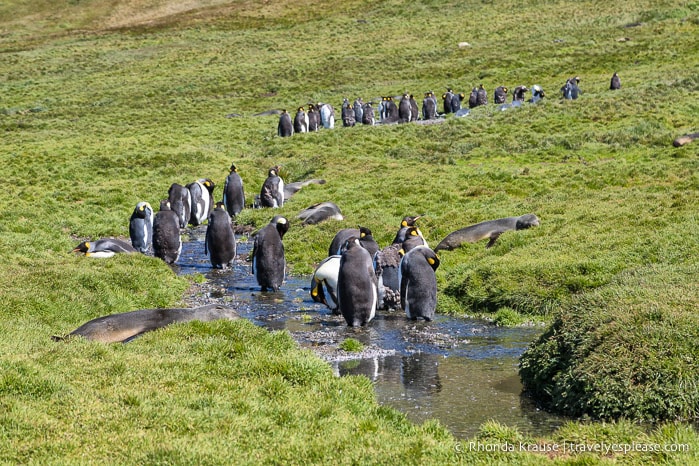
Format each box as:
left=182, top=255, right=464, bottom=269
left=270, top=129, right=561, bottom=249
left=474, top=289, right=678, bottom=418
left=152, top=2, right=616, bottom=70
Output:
left=434, top=214, right=540, bottom=251
left=52, top=304, right=239, bottom=343
left=673, top=132, right=699, bottom=147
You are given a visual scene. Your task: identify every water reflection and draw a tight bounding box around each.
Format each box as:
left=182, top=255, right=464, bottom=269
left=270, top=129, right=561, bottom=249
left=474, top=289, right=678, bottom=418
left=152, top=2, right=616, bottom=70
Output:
left=175, top=227, right=566, bottom=439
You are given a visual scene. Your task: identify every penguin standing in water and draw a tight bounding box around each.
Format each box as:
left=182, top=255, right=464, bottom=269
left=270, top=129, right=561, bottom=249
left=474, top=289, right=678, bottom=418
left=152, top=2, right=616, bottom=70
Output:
left=167, top=183, right=191, bottom=229
left=337, top=237, right=378, bottom=327
left=422, top=91, right=438, bottom=120
left=374, top=243, right=402, bottom=310
left=259, top=166, right=284, bottom=208
left=399, top=246, right=440, bottom=321
left=494, top=86, right=508, bottom=104
left=307, top=103, right=320, bottom=131
left=353, top=98, right=364, bottom=124
left=310, top=255, right=341, bottom=314
left=362, top=102, right=375, bottom=125
left=610, top=72, right=621, bottom=90
left=153, top=200, right=182, bottom=265
left=129, top=201, right=153, bottom=254
left=277, top=109, right=293, bottom=137
left=293, top=107, right=309, bottom=133
left=442, top=88, right=454, bottom=114
left=222, top=163, right=245, bottom=217
left=72, top=238, right=137, bottom=258
left=251, top=215, right=289, bottom=291
left=205, top=202, right=236, bottom=269
left=188, top=178, right=215, bottom=226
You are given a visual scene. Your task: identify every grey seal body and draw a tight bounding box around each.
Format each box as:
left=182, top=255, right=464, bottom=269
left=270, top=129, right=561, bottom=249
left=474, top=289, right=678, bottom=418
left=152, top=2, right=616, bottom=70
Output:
left=399, top=246, right=440, bottom=321
left=297, top=202, right=343, bottom=225
left=251, top=215, right=289, bottom=291
left=53, top=304, right=239, bottom=343
left=205, top=203, right=237, bottom=269
left=337, top=237, right=378, bottom=327
left=129, top=201, right=154, bottom=254
left=434, top=213, right=540, bottom=251
left=153, top=200, right=182, bottom=264
left=283, top=178, right=326, bottom=201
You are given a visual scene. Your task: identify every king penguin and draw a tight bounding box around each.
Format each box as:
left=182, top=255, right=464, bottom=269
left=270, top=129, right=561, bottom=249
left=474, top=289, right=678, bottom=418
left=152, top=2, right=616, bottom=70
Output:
left=610, top=72, right=621, bottom=90
left=222, top=163, right=245, bottom=217
left=293, top=106, right=309, bottom=133
left=362, top=102, right=375, bottom=125
left=422, top=92, right=438, bottom=120
left=278, top=109, right=293, bottom=137
left=205, top=202, right=237, bottom=269
left=251, top=215, right=289, bottom=291
left=129, top=201, right=153, bottom=254
left=442, top=88, right=454, bottom=114
left=337, top=237, right=378, bottom=327
left=188, top=178, right=215, bottom=226
left=398, top=92, right=412, bottom=123
left=153, top=200, right=182, bottom=264
left=353, top=98, right=364, bottom=125
left=72, top=238, right=137, bottom=258
left=307, top=103, right=320, bottom=131
left=167, top=183, right=191, bottom=229
left=399, top=246, right=440, bottom=321
left=259, top=165, right=284, bottom=208
left=476, top=84, right=488, bottom=106
left=494, top=86, right=508, bottom=104
left=310, top=255, right=341, bottom=314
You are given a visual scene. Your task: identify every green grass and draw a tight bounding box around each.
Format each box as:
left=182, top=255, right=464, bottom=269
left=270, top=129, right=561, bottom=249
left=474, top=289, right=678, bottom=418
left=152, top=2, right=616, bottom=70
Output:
left=1, top=0, right=699, bottom=463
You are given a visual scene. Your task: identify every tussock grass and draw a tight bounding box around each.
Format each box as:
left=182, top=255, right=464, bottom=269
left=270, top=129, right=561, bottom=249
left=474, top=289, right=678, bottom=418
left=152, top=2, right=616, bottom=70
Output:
left=1, top=0, right=699, bottom=462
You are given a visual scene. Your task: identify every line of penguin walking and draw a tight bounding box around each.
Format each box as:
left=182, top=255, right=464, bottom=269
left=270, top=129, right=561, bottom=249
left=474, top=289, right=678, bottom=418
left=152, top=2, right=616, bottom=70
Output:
left=277, top=72, right=622, bottom=136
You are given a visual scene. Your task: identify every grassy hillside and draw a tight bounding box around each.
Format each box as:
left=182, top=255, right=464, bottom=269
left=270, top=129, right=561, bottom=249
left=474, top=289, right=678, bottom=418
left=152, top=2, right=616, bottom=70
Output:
left=1, top=0, right=698, bottom=463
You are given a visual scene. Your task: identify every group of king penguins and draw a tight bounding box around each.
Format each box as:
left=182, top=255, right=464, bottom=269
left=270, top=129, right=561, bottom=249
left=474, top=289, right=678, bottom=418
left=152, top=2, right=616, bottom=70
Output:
left=310, top=216, right=441, bottom=327
left=72, top=163, right=292, bottom=293
left=276, top=72, right=622, bottom=137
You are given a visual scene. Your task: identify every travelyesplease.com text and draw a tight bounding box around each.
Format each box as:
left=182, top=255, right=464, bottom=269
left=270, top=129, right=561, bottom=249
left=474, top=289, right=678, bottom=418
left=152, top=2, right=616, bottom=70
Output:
left=456, top=441, right=690, bottom=455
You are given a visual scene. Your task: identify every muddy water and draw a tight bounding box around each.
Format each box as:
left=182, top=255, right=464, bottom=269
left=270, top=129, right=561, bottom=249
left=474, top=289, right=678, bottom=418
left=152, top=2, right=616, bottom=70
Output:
left=175, top=227, right=567, bottom=439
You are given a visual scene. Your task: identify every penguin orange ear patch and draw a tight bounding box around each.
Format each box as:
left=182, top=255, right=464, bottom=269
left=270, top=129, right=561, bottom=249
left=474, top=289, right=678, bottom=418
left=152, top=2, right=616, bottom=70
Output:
left=428, top=257, right=435, bottom=265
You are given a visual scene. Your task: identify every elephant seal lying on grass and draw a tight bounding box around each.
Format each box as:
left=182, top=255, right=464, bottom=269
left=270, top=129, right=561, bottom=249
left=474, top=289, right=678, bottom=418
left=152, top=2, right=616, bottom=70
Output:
left=434, top=214, right=540, bottom=251
left=673, top=132, right=699, bottom=147
left=52, top=304, right=239, bottom=343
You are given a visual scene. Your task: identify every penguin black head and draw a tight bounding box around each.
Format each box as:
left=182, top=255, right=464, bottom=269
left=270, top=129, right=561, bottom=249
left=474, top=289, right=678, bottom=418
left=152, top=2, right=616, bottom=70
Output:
left=159, top=199, right=172, bottom=211
left=214, top=201, right=226, bottom=211
left=72, top=241, right=90, bottom=254
left=401, top=215, right=421, bottom=227
left=479, top=84, right=484, bottom=89
left=200, top=178, right=215, bottom=194
left=229, top=163, right=239, bottom=173
left=358, top=226, right=373, bottom=239
left=272, top=215, right=289, bottom=239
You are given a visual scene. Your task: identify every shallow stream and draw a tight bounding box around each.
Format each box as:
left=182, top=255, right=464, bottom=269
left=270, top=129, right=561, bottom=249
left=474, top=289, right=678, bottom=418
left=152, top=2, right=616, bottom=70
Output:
left=175, top=227, right=567, bottom=439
